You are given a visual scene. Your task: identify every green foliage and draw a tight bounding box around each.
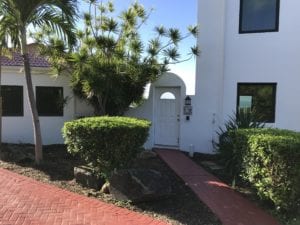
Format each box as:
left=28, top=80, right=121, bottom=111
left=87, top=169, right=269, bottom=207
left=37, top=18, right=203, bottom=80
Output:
left=62, top=116, right=151, bottom=176
left=216, top=110, right=265, bottom=180
left=36, top=0, right=199, bottom=116
left=221, top=128, right=300, bottom=212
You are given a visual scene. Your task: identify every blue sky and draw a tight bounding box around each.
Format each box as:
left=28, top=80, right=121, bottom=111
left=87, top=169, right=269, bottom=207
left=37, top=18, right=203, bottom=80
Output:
left=79, top=0, right=198, bottom=94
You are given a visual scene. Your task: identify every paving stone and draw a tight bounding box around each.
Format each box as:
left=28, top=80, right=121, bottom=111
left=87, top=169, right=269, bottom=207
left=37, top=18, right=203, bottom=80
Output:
left=0, top=168, right=169, bottom=225
left=155, top=149, right=281, bottom=225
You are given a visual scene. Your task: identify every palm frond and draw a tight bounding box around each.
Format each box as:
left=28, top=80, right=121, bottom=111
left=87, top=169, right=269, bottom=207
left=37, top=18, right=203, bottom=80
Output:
left=0, top=0, right=78, bottom=47
left=154, top=25, right=166, bottom=36
left=163, top=47, right=180, bottom=61
left=168, top=28, right=181, bottom=45
left=129, top=38, right=143, bottom=55
left=188, top=25, right=199, bottom=38
left=190, top=45, right=200, bottom=56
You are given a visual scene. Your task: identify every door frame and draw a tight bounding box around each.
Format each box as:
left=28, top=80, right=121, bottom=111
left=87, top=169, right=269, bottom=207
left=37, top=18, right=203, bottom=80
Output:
left=153, top=86, right=181, bottom=148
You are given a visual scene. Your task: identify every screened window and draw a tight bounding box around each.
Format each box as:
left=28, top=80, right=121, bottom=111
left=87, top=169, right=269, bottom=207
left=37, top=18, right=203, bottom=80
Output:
left=239, top=0, right=280, bottom=33
left=36, top=86, right=64, bottom=116
left=1, top=85, right=23, bottom=116
left=237, top=83, right=277, bottom=123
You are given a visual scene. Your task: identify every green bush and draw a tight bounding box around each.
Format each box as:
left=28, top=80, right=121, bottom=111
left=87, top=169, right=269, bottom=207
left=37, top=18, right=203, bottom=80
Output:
left=221, top=128, right=300, bottom=211
left=216, top=110, right=265, bottom=180
left=62, top=116, right=151, bottom=176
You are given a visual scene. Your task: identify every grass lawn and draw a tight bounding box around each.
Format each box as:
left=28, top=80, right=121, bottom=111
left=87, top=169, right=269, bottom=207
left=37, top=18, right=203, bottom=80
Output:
left=0, top=144, right=221, bottom=225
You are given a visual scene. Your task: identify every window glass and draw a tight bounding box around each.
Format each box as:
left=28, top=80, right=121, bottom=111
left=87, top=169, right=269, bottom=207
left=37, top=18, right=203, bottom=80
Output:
left=239, top=96, right=252, bottom=111
left=160, top=92, right=176, bottom=100
left=1, top=85, right=23, bottom=116
left=240, top=0, right=279, bottom=33
left=237, top=83, right=276, bottom=122
left=36, top=86, right=64, bottom=116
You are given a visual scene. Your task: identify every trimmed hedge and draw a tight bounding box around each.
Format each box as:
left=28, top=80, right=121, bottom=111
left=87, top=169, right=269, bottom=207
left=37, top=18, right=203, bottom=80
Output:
left=62, top=116, right=151, bottom=176
left=219, top=128, right=300, bottom=211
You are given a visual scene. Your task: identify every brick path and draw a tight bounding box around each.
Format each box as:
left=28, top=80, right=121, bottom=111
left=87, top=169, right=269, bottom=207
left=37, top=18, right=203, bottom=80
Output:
left=156, top=149, right=281, bottom=225
left=0, top=168, right=169, bottom=225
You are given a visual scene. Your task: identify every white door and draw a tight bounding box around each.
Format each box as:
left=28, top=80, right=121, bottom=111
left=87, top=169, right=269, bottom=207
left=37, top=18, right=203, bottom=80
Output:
left=154, top=87, right=180, bottom=146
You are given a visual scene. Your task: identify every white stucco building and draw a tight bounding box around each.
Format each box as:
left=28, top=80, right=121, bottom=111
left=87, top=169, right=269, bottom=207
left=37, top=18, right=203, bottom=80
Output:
left=128, top=0, right=299, bottom=154
left=1, top=44, right=92, bottom=144
left=4, top=1, right=297, bottom=154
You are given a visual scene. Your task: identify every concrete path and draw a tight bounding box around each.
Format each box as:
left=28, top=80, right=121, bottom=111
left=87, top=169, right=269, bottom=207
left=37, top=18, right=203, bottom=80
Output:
left=0, top=168, right=168, bottom=225
left=156, top=149, right=281, bottom=225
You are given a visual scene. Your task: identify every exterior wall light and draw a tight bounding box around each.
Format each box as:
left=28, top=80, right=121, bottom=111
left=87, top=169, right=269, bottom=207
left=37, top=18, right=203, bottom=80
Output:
left=184, top=96, right=191, bottom=105
left=184, top=96, right=192, bottom=121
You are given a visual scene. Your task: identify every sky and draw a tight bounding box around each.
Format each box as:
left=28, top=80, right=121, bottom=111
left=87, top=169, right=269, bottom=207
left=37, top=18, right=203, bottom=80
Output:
left=78, top=0, right=198, bottom=94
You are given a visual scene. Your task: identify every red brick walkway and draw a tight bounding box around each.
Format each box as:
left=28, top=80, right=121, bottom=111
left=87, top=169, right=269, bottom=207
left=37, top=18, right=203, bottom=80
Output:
left=0, top=168, right=169, bottom=225
left=156, top=149, right=281, bottom=225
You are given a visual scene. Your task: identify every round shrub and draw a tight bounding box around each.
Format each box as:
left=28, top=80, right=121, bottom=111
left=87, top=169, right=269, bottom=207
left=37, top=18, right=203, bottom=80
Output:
left=62, top=116, right=151, bottom=176
left=219, top=128, right=300, bottom=212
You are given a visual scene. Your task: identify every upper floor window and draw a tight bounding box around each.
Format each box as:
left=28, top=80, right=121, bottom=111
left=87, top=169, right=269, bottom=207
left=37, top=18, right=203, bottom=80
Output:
left=239, top=0, right=280, bottom=33
left=237, top=83, right=277, bottom=123
left=1, top=85, right=23, bottom=117
left=36, top=86, right=64, bottom=116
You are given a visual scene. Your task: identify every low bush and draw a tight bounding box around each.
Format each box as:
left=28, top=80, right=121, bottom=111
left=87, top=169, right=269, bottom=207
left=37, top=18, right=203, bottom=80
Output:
left=221, top=128, right=300, bottom=212
left=62, top=116, right=151, bottom=177
left=216, top=110, right=265, bottom=180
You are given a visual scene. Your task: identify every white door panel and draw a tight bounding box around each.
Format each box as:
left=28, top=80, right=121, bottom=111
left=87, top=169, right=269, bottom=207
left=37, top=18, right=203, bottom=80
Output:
left=154, top=88, right=180, bottom=146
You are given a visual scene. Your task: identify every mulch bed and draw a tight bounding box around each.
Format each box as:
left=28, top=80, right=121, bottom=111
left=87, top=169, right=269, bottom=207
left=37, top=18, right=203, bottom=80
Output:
left=0, top=144, right=221, bottom=225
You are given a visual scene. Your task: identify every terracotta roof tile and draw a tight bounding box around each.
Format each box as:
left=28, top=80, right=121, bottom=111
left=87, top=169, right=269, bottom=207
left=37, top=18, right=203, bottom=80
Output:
left=0, top=52, right=50, bottom=68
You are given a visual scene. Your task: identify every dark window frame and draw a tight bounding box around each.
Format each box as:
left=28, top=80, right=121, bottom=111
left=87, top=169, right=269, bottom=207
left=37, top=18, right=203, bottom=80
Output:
left=36, top=86, right=64, bottom=117
left=236, top=83, right=277, bottom=123
left=1, top=85, right=24, bottom=117
left=239, top=0, right=280, bottom=34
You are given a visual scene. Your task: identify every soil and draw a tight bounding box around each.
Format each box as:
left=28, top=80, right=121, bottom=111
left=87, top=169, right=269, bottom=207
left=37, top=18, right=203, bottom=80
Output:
left=0, top=144, right=221, bottom=225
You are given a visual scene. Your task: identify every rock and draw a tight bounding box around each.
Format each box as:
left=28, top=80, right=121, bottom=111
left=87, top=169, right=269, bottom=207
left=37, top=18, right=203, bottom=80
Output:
left=74, top=165, right=105, bottom=190
left=100, top=182, right=110, bottom=194
left=109, top=169, right=172, bottom=203
left=138, top=150, right=157, bottom=159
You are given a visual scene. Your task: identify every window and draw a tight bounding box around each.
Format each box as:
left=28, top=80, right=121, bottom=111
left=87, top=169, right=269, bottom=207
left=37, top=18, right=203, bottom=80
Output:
left=1, top=85, right=23, bottom=116
left=239, top=0, right=280, bottom=33
left=160, top=92, right=176, bottom=100
left=237, top=83, right=277, bottom=122
left=36, top=86, right=64, bottom=116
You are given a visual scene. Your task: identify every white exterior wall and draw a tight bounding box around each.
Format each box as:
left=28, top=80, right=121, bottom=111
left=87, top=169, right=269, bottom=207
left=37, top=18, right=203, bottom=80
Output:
left=194, top=0, right=300, bottom=153
left=222, top=0, right=300, bottom=131
left=2, top=66, right=92, bottom=144
left=190, top=0, right=226, bottom=153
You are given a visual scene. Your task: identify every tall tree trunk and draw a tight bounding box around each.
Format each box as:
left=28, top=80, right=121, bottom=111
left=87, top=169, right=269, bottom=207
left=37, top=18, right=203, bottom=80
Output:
left=20, top=28, right=43, bottom=164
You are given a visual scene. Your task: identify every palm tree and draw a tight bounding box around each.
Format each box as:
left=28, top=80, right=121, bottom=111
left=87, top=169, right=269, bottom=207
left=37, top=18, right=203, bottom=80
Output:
left=0, top=0, right=78, bottom=164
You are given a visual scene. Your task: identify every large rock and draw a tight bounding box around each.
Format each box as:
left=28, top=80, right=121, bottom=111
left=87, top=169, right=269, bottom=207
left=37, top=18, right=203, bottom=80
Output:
left=74, top=165, right=105, bottom=190
left=109, top=169, right=172, bottom=202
